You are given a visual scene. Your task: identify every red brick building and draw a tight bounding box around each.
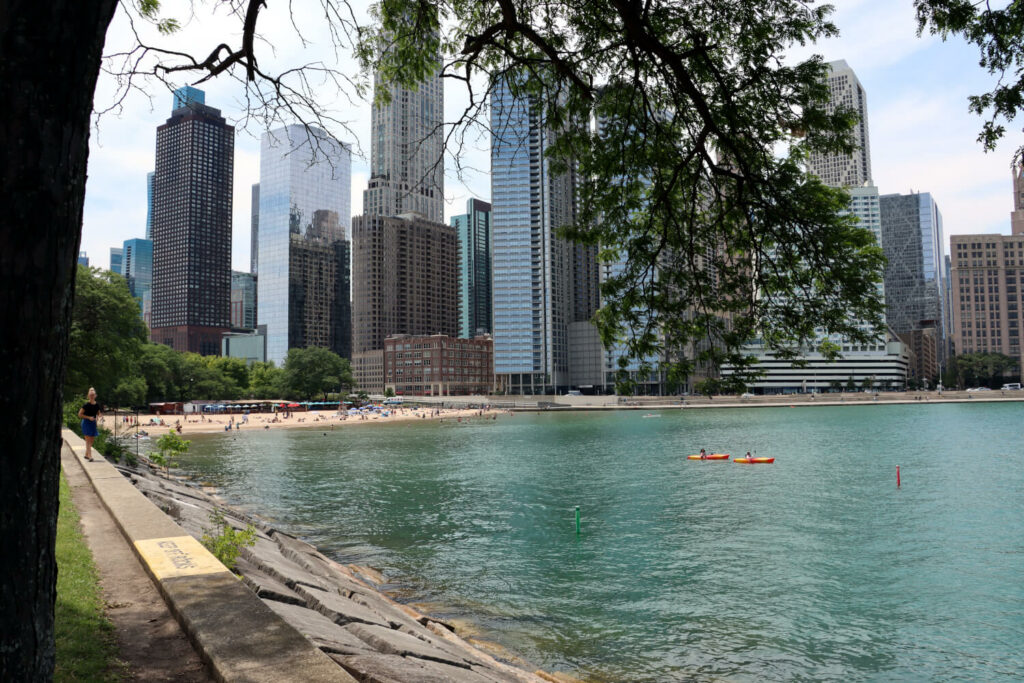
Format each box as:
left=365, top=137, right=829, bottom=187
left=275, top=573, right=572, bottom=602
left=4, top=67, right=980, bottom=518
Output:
left=384, top=334, right=493, bottom=396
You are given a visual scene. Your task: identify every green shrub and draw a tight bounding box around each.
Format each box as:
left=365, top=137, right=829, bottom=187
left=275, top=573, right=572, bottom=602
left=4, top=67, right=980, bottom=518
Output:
left=201, top=509, right=257, bottom=571
left=151, top=431, right=190, bottom=476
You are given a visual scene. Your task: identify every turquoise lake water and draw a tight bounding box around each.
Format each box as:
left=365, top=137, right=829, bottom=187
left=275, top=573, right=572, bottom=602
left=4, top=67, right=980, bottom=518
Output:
left=174, top=404, right=1024, bottom=681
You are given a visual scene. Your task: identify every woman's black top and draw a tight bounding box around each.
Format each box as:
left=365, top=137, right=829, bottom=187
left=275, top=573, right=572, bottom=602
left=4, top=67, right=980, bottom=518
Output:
left=81, top=402, right=101, bottom=418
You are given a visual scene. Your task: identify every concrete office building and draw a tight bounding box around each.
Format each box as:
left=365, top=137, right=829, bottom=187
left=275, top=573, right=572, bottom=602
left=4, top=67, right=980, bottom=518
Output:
left=450, top=198, right=492, bottom=338
left=879, top=191, right=947, bottom=367
left=362, top=31, right=444, bottom=223
left=490, top=76, right=597, bottom=394
left=257, top=124, right=351, bottom=366
left=222, top=326, right=267, bottom=364
left=950, top=234, right=1024, bottom=374
left=351, top=213, right=458, bottom=391
left=808, top=60, right=872, bottom=188
left=725, top=60, right=909, bottom=392
left=150, top=87, right=233, bottom=356
left=109, top=247, right=123, bottom=275
left=1013, top=162, right=1024, bottom=236
left=949, top=163, right=1024, bottom=379
left=727, top=184, right=909, bottom=392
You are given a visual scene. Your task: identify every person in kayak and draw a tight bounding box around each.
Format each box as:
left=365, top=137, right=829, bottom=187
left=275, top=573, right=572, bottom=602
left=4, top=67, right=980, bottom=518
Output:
left=699, top=449, right=707, bottom=460
left=744, top=451, right=752, bottom=460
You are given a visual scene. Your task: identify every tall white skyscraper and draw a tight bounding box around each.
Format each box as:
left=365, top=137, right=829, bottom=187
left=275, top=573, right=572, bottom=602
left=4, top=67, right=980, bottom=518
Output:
left=362, top=43, right=444, bottom=223
left=725, top=60, right=913, bottom=392
left=490, top=78, right=589, bottom=394
left=809, top=60, right=872, bottom=188
left=257, top=124, right=352, bottom=365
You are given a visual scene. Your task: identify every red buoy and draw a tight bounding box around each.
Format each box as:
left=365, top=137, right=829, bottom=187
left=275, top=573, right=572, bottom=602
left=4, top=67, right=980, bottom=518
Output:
left=897, top=466, right=901, bottom=488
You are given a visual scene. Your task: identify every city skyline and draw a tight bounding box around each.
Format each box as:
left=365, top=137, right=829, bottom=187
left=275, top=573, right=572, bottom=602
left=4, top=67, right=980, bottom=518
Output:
left=82, top=0, right=1023, bottom=274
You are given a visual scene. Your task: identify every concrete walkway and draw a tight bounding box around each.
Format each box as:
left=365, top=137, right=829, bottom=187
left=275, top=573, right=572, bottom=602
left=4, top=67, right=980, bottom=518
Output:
left=61, top=442, right=212, bottom=681
left=63, top=430, right=354, bottom=683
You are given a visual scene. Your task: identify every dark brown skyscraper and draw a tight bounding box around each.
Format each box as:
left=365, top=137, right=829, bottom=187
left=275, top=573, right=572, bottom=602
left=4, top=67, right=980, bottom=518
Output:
left=351, top=214, right=457, bottom=390
left=352, top=214, right=458, bottom=354
left=150, top=88, right=233, bottom=355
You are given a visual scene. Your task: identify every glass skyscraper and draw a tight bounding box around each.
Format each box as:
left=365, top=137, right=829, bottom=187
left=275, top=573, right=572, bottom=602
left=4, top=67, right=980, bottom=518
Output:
left=880, top=192, right=947, bottom=341
left=231, top=270, right=257, bottom=330
left=172, top=86, right=205, bottom=111
left=122, top=238, right=152, bottom=316
left=109, top=247, right=123, bottom=275
left=490, top=78, right=583, bottom=394
left=250, top=183, right=260, bottom=274
left=257, top=124, right=351, bottom=365
left=450, top=198, right=492, bottom=338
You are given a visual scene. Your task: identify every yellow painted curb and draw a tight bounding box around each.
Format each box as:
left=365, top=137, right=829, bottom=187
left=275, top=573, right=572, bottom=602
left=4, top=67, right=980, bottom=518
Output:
left=135, top=536, right=230, bottom=581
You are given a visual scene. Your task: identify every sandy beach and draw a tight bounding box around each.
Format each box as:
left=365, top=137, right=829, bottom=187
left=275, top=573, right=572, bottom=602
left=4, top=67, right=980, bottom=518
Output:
left=99, top=404, right=508, bottom=436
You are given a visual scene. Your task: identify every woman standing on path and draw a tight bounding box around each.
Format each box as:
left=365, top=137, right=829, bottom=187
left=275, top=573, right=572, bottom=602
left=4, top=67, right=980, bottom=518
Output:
left=77, top=387, right=102, bottom=461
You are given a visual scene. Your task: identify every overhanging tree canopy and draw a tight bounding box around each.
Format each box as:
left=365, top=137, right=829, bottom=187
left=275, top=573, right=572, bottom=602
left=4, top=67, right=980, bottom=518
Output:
left=3, top=0, right=1022, bottom=678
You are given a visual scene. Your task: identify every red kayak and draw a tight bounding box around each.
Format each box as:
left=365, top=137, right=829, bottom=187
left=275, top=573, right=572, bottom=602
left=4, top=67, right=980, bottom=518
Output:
left=734, top=457, right=775, bottom=464
left=687, top=453, right=730, bottom=460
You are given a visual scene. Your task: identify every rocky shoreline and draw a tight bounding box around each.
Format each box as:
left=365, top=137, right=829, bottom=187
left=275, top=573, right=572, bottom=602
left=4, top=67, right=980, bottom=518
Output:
left=120, top=461, right=568, bottom=683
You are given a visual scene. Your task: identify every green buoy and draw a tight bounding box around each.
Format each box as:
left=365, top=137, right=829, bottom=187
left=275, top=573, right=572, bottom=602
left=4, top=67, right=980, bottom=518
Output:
left=575, top=505, right=581, bottom=535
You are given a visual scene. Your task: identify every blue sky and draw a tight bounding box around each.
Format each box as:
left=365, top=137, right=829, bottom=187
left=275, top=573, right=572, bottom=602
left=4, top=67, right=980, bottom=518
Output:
left=81, top=0, right=1023, bottom=272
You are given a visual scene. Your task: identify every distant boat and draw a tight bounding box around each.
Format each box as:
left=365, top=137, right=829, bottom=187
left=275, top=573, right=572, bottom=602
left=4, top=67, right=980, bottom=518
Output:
left=642, top=413, right=661, bottom=418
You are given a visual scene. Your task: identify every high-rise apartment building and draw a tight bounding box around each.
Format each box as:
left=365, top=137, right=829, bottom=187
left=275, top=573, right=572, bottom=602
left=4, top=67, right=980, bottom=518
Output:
left=351, top=213, right=457, bottom=353
left=250, top=183, right=259, bottom=274
left=809, top=60, right=872, bottom=188
left=351, top=213, right=458, bottom=392
left=362, top=37, right=444, bottom=222
left=450, top=198, right=492, bottom=338
left=122, top=238, right=152, bottom=317
left=257, top=124, right=351, bottom=365
left=880, top=192, right=947, bottom=359
left=949, top=162, right=1024, bottom=378
left=149, top=87, right=233, bottom=356
left=490, top=77, right=596, bottom=394
left=109, top=247, right=123, bottom=275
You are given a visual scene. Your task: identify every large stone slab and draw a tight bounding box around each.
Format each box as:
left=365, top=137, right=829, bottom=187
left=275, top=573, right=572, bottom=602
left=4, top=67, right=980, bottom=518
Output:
left=274, top=532, right=370, bottom=594
left=344, top=623, right=478, bottom=669
left=332, top=653, right=503, bottom=683
left=241, top=537, right=332, bottom=592
left=297, top=584, right=392, bottom=628
left=263, top=599, right=376, bottom=656
left=237, top=556, right=305, bottom=605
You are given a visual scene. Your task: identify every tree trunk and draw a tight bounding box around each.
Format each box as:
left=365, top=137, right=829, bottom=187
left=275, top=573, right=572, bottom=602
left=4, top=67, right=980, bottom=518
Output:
left=0, top=0, right=119, bottom=678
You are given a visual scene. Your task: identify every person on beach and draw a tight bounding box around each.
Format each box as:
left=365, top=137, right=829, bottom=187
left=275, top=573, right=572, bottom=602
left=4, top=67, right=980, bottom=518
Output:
left=77, top=387, right=102, bottom=461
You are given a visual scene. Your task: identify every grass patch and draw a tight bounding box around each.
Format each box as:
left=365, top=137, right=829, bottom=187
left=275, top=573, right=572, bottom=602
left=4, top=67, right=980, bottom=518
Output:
left=55, top=469, right=124, bottom=681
